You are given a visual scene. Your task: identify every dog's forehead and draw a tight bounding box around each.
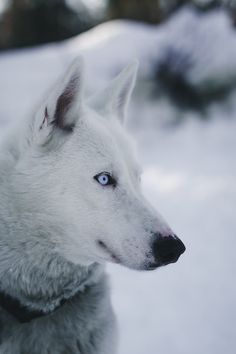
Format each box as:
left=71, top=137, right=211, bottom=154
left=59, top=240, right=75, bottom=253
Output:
left=78, top=111, right=139, bottom=173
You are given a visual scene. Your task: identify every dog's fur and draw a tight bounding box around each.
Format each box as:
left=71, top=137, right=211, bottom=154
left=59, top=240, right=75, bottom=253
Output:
left=0, top=59, right=184, bottom=353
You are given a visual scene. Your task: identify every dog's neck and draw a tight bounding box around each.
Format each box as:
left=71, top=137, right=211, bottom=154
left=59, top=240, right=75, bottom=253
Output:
left=0, top=261, right=103, bottom=323
left=0, top=161, right=104, bottom=318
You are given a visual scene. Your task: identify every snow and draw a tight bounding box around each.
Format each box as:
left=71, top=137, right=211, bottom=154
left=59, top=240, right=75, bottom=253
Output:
left=110, top=116, right=236, bottom=354
left=65, top=6, right=236, bottom=92
left=2, top=6, right=236, bottom=119
left=0, top=5, right=236, bottom=354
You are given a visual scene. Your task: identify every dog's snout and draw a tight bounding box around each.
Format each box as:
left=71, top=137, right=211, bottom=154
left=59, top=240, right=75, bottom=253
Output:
left=152, top=235, right=186, bottom=266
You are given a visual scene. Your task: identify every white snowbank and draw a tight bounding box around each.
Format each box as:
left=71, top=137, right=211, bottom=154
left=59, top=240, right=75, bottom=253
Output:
left=108, top=111, right=236, bottom=354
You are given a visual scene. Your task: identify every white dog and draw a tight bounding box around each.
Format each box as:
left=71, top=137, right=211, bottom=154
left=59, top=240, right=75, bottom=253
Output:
left=0, top=59, right=185, bottom=353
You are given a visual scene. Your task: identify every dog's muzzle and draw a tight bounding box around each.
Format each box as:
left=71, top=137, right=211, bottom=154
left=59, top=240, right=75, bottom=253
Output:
left=150, top=234, right=186, bottom=268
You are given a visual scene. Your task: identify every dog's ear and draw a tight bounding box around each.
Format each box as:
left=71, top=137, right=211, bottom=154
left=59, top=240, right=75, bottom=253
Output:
left=33, top=57, right=84, bottom=145
left=89, top=61, right=138, bottom=124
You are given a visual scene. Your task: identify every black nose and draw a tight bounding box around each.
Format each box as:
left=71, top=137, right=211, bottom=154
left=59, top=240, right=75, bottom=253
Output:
left=153, top=235, right=186, bottom=266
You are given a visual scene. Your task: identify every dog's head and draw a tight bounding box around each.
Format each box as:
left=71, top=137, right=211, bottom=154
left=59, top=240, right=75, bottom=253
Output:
left=19, top=58, right=185, bottom=271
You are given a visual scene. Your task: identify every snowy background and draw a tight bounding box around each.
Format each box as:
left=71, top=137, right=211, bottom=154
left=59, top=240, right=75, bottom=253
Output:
left=0, top=5, right=236, bottom=354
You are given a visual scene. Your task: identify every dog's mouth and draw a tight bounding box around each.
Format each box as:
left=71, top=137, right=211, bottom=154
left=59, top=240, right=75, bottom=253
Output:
left=97, top=240, right=121, bottom=264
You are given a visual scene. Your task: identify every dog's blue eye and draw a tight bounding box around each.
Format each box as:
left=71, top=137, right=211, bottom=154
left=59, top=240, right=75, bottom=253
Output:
left=94, top=173, right=116, bottom=187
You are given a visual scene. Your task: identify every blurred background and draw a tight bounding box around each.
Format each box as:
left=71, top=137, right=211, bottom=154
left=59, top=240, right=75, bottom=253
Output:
left=0, top=1, right=235, bottom=354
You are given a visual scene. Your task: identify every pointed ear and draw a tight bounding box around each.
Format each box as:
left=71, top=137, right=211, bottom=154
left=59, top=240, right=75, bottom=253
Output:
left=34, top=57, right=84, bottom=145
left=89, top=60, right=138, bottom=124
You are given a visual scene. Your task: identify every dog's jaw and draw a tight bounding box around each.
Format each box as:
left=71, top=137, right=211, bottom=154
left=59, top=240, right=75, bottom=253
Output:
left=97, top=240, right=121, bottom=264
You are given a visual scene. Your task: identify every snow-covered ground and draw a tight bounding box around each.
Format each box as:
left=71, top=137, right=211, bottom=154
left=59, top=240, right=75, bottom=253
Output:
left=0, top=6, right=235, bottom=354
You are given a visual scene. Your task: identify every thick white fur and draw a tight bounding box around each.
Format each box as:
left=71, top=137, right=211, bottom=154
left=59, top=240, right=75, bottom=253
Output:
left=0, top=58, right=173, bottom=353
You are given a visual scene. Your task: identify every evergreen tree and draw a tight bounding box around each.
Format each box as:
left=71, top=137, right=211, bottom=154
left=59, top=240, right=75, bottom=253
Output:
left=0, top=0, right=103, bottom=50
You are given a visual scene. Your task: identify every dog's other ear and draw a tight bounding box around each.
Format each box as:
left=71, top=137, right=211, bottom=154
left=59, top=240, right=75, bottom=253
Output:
left=89, top=61, right=138, bottom=124
left=34, top=57, right=84, bottom=145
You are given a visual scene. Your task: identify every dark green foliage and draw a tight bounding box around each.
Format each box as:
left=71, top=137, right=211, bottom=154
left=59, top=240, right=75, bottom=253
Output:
left=0, top=0, right=233, bottom=51
left=0, top=0, right=104, bottom=50
left=154, top=46, right=232, bottom=112
left=108, top=0, right=162, bottom=23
